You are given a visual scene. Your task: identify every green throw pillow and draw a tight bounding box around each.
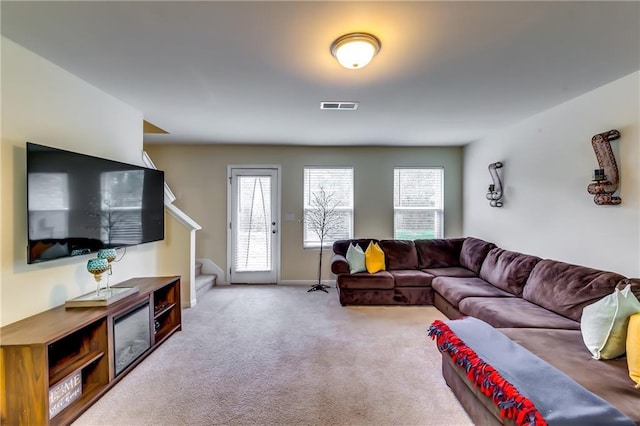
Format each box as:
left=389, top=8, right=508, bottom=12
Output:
left=581, top=284, right=640, bottom=360
left=346, top=243, right=366, bottom=274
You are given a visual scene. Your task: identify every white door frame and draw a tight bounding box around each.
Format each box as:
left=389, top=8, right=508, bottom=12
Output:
left=226, top=165, right=281, bottom=284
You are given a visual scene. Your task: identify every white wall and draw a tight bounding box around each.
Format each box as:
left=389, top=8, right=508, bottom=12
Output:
left=0, top=37, right=176, bottom=326
left=464, top=72, right=640, bottom=277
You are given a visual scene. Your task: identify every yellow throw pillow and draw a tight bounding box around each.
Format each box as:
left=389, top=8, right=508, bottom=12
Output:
left=365, top=242, right=386, bottom=274
left=628, top=313, right=640, bottom=388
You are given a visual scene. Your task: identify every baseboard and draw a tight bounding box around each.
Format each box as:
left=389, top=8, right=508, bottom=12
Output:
left=279, top=280, right=336, bottom=287
left=182, top=298, right=197, bottom=309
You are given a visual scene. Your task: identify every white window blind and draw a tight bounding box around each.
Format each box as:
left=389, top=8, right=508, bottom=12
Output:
left=234, top=175, right=272, bottom=272
left=303, top=167, right=353, bottom=248
left=394, top=168, right=444, bottom=240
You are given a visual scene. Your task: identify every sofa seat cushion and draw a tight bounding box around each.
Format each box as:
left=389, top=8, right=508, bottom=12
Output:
left=388, top=270, right=434, bottom=287
left=379, top=240, right=419, bottom=270
left=415, top=238, right=465, bottom=269
left=336, top=271, right=394, bottom=290
left=423, top=266, right=477, bottom=278
left=500, top=328, right=640, bottom=424
left=432, top=276, right=514, bottom=307
left=479, top=248, right=541, bottom=296
left=523, top=259, right=626, bottom=322
left=459, top=237, right=496, bottom=274
left=458, top=297, right=580, bottom=329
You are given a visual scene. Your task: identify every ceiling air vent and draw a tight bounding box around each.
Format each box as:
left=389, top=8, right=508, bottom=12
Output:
left=320, top=101, right=359, bottom=110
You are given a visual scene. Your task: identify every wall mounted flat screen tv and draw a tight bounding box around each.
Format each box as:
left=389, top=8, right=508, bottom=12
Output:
left=26, top=142, right=165, bottom=264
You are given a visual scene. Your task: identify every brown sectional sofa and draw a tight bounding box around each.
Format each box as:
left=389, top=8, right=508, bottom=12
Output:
left=330, top=236, right=640, bottom=424
left=331, top=238, right=439, bottom=305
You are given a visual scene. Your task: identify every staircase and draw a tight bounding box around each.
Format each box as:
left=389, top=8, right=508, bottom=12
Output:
left=195, top=261, right=216, bottom=298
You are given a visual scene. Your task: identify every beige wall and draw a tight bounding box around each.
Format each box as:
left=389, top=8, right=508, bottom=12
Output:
left=144, top=145, right=464, bottom=282
left=464, top=72, right=640, bottom=277
left=0, top=37, right=179, bottom=326
left=160, top=211, right=196, bottom=306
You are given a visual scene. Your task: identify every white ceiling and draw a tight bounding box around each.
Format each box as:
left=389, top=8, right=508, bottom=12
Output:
left=2, top=1, right=639, bottom=146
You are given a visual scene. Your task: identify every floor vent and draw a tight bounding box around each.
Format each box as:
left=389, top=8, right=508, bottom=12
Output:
left=320, top=101, right=359, bottom=110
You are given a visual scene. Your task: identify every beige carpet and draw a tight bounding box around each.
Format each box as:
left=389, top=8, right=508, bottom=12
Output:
left=73, top=285, right=472, bottom=426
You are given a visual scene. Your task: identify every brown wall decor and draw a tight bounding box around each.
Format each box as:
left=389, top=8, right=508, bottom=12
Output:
left=587, top=129, right=621, bottom=205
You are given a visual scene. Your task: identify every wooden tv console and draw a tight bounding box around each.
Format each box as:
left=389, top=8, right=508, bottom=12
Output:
left=1, top=276, right=181, bottom=425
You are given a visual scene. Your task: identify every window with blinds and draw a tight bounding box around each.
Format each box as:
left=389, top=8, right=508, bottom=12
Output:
left=394, top=168, right=444, bottom=240
left=303, top=167, right=353, bottom=248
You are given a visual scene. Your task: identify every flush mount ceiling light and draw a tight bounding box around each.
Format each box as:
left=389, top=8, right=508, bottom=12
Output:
left=330, top=33, right=381, bottom=70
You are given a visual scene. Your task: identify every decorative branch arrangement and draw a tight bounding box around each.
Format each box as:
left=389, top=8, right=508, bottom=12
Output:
left=305, top=187, right=343, bottom=293
left=486, top=162, right=504, bottom=208
left=587, top=129, right=621, bottom=205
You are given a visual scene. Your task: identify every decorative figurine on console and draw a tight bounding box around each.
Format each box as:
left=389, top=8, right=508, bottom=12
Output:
left=97, top=248, right=118, bottom=295
left=86, top=258, right=109, bottom=296
left=66, top=248, right=137, bottom=308
left=486, top=162, right=504, bottom=208
left=587, top=129, right=621, bottom=205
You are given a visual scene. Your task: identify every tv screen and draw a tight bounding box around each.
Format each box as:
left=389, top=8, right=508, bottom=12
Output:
left=26, top=142, right=165, bottom=264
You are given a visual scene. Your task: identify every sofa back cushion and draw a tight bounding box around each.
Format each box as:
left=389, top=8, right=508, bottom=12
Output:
left=333, top=239, right=378, bottom=257
left=415, top=238, right=465, bottom=269
left=378, top=240, right=418, bottom=270
left=522, top=259, right=626, bottom=322
left=459, top=237, right=496, bottom=274
left=479, top=248, right=541, bottom=296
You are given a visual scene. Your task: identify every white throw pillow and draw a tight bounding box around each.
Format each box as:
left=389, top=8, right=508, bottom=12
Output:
left=346, top=243, right=366, bottom=274
left=581, top=284, right=640, bottom=359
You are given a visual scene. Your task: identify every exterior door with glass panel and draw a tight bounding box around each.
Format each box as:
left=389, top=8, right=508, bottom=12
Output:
left=228, top=167, right=279, bottom=284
